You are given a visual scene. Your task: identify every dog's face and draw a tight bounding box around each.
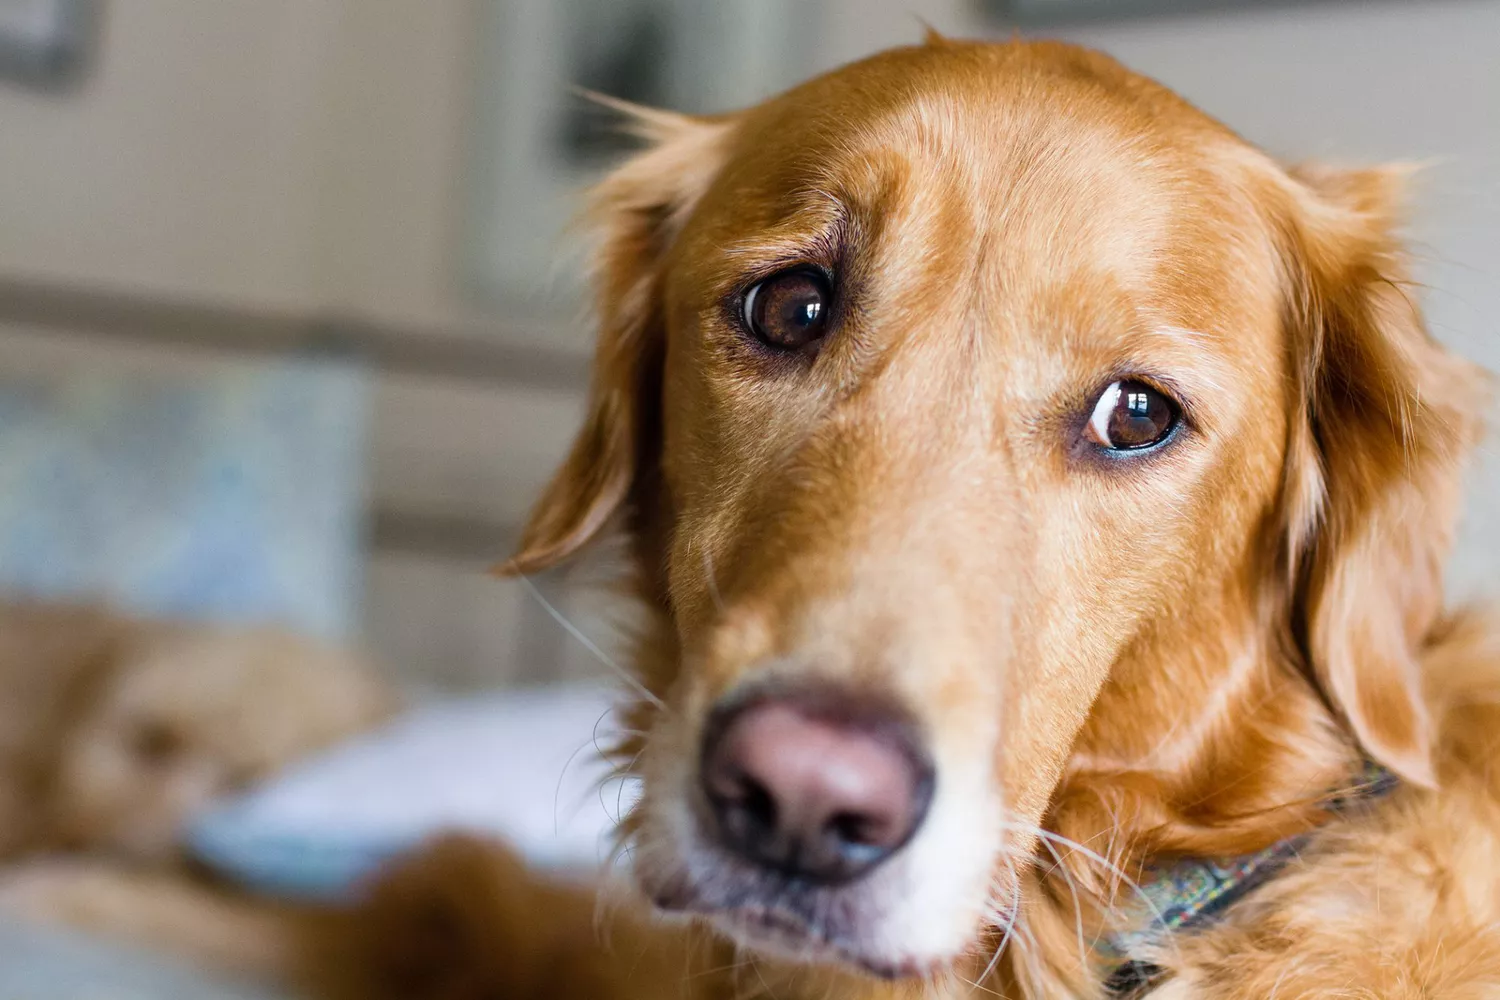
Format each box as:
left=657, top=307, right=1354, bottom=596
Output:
left=509, top=41, right=1483, bottom=979
left=47, top=628, right=394, bottom=860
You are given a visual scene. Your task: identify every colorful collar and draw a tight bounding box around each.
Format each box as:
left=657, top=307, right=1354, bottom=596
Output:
left=1101, top=762, right=1398, bottom=996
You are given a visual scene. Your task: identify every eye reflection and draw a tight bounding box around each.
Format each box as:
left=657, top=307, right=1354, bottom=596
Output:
left=1085, top=380, right=1180, bottom=451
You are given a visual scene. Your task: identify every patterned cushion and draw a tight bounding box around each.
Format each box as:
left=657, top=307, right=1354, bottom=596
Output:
left=0, top=359, right=369, bottom=639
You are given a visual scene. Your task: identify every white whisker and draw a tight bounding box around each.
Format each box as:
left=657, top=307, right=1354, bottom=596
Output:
left=1037, top=833, right=1091, bottom=981
left=1003, top=821, right=1183, bottom=970
left=516, top=572, right=666, bottom=711
left=702, top=543, right=726, bottom=614
left=976, top=850, right=1026, bottom=990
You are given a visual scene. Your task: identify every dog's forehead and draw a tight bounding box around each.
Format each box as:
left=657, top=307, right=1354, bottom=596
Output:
left=683, top=41, right=1277, bottom=360
left=719, top=41, right=1224, bottom=209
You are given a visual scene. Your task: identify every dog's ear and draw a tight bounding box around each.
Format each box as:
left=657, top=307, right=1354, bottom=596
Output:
left=1279, top=163, right=1488, bottom=786
left=501, top=107, right=730, bottom=577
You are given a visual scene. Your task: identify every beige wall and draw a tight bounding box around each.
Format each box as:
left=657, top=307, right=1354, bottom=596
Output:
left=301, top=1, right=493, bottom=334
left=0, top=1, right=321, bottom=309
left=0, top=0, right=497, bottom=336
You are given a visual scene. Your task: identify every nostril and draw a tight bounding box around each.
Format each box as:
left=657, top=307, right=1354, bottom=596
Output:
left=739, top=776, right=778, bottom=831
left=699, top=688, right=934, bottom=886
left=829, top=810, right=884, bottom=848
left=709, top=769, right=780, bottom=843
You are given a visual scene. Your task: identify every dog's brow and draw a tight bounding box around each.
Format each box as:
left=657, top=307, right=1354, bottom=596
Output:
left=720, top=201, right=850, bottom=266
left=1144, top=325, right=1232, bottom=399
left=1156, top=325, right=1213, bottom=345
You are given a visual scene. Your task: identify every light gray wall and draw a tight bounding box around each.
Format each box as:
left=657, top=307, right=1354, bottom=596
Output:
left=817, top=0, right=1500, bottom=594
left=0, top=0, right=497, bottom=335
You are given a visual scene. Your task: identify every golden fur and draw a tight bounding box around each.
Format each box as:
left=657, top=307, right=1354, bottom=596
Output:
left=263, top=36, right=1500, bottom=999
left=0, top=600, right=395, bottom=975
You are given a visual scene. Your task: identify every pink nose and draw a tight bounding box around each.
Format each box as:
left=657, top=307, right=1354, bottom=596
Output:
left=699, top=691, right=933, bottom=884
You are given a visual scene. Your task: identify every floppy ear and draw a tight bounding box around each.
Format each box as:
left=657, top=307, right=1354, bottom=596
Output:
left=1279, top=164, right=1489, bottom=786
left=501, top=107, right=731, bottom=577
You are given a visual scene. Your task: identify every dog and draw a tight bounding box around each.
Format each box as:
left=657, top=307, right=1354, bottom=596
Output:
left=315, top=33, right=1499, bottom=999
left=0, top=600, right=396, bottom=975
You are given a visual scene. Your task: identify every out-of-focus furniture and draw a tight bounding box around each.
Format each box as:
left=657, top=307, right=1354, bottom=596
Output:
left=0, top=916, right=293, bottom=1000
left=0, top=1, right=618, bottom=691
left=0, top=355, right=367, bottom=640
left=0, top=288, right=608, bottom=693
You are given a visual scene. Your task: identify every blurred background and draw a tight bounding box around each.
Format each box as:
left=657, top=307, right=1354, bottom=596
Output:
left=0, top=0, right=1495, bottom=993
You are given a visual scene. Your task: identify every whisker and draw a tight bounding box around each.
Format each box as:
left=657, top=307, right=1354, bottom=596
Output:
left=955, top=972, right=1010, bottom=999
left=554, top=724, right=608, bottom=837
left=702, top=543, right=727, bottom=614
left=1037, top=832, right=1091, bottom=982
left=977, top=850, right=1026, bottom=989
left=1007, top=906, right=1048, bottom=999
left=682, top=956, right=756, bottom=981
left=516, top=572, right=666, bottom=711
left=748, top=951, right=779, bottom=1000
left=610, top=752, right=646, bottom=826
left=1003, top=821, right=1183, bottom=970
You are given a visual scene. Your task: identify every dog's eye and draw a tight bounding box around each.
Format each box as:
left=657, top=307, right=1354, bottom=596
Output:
left=1085, top=380, right=1179, bottom=451
left=741, top=269, right=831, bottom=349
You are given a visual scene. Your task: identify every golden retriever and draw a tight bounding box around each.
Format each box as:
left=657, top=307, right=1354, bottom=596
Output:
left=0, top=600, right=395, bottom=974
left=329, top=34, right=1497, bottom=999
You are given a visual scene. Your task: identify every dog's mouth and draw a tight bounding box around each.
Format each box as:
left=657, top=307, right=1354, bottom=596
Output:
left=720, top=907, right=932, bottom=980
left=649, top=866, right=939, bottom=980
left=667, top=897, right=929, bottom=979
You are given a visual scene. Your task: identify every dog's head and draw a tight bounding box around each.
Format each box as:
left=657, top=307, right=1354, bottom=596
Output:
left=47, top=626, right=395, bottom=861
left=505, top=39, right=1486, bottom=980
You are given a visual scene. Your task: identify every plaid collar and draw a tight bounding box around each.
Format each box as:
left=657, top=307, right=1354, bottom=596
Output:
left=1100, top=762, right=1398, bottom=996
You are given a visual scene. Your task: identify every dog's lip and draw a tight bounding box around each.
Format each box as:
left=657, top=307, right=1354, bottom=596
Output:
left=653, top=890, right=931, bottom=980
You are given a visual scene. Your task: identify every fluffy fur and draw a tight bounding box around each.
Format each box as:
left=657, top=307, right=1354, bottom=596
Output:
left=334, top=36, right=1494, bottom=999
left=0, top=600, right=396, bottom=975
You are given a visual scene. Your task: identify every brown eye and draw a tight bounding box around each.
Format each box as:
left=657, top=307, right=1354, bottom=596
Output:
left=1085, top=380, right=1180, bottom=451
left=742, top=269, right=831, bottom=349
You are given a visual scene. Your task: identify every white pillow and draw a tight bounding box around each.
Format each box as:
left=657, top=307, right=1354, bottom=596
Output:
left=187, top=684, right=639, bottom=900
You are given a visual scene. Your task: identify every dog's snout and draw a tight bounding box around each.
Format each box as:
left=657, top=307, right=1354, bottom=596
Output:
left=700, top=692, right=933, bottom=885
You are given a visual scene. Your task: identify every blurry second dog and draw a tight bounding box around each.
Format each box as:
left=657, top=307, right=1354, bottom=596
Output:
left=0, top=600, right=396, bottom=974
